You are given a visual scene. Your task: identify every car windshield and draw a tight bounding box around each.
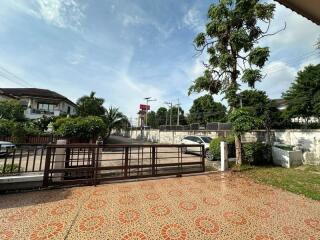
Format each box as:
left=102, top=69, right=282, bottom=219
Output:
left=200, top=137, right=212, bottom=143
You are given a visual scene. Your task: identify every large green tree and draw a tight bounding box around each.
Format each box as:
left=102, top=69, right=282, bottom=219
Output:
left=156, top=107, right=168, bottom=126
left=188, top=0, right=278, bottom=165
left=0, top=99, right=25, bottom=121
left=170, top=106, right=188, bottom=126
left=146, top=111, right=157, bottom=128
left=188, top=94, right=226, bottom=125
left=76, top=91, right=105, bottom=117
left=237, top=90, right=269, bottom=116
left=283, top=64, right=320, bottom=122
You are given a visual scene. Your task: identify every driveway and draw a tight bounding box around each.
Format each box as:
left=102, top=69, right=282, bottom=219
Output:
left=0, top=172, right=319, bottom=239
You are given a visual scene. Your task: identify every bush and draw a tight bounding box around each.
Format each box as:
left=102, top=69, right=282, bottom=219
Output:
left=0, top=119, right=14, bottom=136
left=54, top=116, right=106, bottom=140
left=12, top=123, right=27, bottom=144
left=209, top=136, right=235, bottom=160
left=242, top=142, right=272, bottom=165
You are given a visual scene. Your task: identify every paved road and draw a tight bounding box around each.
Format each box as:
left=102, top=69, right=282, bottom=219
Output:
left=106, top=135, right=149, bottom=144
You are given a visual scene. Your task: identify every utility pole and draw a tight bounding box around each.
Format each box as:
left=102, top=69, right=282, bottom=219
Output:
left=144, top=97, right=157, bottom=127
left=176, top=98, right=181, bottom=126
left=165, top=101, right=173, bottom=125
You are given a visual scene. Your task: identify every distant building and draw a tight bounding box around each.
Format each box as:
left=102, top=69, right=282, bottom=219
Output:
left=0, top=88, right=77, bottom=119
left=272, top=99, right=287, bottom=111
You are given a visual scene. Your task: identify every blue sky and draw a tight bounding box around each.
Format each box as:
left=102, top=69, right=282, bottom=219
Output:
left=0, top=0, right=319, bottom=123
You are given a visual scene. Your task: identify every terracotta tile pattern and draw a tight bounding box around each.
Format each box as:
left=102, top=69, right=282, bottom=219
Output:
left=0, top=172, right=319, bottom=239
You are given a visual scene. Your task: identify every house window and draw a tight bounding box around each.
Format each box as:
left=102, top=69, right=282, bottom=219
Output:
left=67, top=106, right=71, bottom=114
left=38, top=103, right=56, bottom=113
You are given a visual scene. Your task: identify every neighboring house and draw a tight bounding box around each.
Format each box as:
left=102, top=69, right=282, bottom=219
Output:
left=272, top=99, right=287, bottom=111
left=0, top=88, right=77, bottom=119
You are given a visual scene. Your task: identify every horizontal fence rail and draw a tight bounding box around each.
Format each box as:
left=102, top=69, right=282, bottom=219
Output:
left=0, top=144, right=47, bottom=176
left=43, top=144, right=205, bottom=187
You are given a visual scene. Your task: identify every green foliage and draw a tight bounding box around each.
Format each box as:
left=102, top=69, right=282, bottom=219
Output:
left=76, top=91, right=105, bottom=117
left=242, top=142, right=272, bottom=165
left=32, top=116, right=55, bottom=131
left=209, top=136, right=235, bottom=159
left=188, top=70, right=222, bottom=95
left=0, top=119, right=14, bottom=136
left=189, top=0, right=276, bottom=110
left=146, top=111, right=157, bottom=128
left=12, top=123, right=27, bottom=144
left=1, top=164, right=19, bottom=174
left=282, top=64, right=320, bottom=120
left=188, top=94, right=226, bottom=125
left=238, top=90, right=269, bottom=116
left=241, top=69, right=262, bottom=88
left=104, top=107, right=128, bottom=139
left=228, top=108, right=262, bottom=134
left=0, top=100, right=25, bottom=121
left=54, top=116, right=106, bottom=139
left=248, top=47, right=270, bottom=68
left=156, top=107, right=168, bottom=126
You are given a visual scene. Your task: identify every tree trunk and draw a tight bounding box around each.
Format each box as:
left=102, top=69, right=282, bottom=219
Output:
left=235, top=134, right=242, bottom=165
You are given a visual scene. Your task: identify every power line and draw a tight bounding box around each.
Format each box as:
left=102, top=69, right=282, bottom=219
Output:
left=0, top=65, right=33, bottom=87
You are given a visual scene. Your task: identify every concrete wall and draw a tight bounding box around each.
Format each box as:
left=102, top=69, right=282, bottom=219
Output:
left=121, top=128, right=320, bottom=165
left=272, top=146, right=303, bottom=168
left=125, top=129, right=231, bottom=144
left=274, top=130, right=320, bottom=165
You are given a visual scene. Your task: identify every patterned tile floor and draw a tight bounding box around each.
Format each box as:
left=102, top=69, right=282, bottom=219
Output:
left=0, top=172, right=319, bottom=240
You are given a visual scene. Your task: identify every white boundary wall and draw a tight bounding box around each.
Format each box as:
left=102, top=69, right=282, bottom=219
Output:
left=118, top=129, right=320, bottom=165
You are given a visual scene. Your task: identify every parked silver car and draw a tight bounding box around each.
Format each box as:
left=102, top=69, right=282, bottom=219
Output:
left=0, top=141, right=16, bottom=156
left=181, top=136, right=213, bottom=160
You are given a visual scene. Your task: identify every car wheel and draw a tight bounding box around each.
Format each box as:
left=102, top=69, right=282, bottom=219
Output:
left=205, top=149, right=213, bottom=161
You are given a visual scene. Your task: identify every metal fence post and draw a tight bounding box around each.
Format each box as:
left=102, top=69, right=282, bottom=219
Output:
left=94, top=138, right=103, bottom=185
left=43, top=145, right=52, bottom=187
left=152, top=146, right=156, bottom=176
left=124, top=146, right=129, bottom=178
left=201, top=145, right=205, bottom=172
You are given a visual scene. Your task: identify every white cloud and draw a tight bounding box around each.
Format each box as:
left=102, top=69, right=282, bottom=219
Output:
left=8, top=0, right=85, bottom=31
left=183, top=7, right=204, bottom=32
left=261, top=2, right=319, bottom=52
left=36, top=0, right=84, bottom=30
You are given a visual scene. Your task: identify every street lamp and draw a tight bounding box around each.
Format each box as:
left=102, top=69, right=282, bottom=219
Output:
left=164, top=101, right=173, bottom=126
left=144, top=97, right=156, bottom=127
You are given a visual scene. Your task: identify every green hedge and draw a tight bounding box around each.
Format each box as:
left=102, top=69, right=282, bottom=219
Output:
left=209, top=136, right=235, bottom=160
left=242, top=142, right=272, bottom=165
left=54, top=116, right=106, bottom=139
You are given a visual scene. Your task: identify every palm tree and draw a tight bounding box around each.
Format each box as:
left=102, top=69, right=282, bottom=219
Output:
left=104, top=107, right=128, bottom=139
left=76, top=91, right=105, bottom=117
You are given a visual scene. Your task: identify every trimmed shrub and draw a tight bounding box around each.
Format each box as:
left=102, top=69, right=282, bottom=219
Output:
left=54, top=116, right=106, bottom=140
left=242, top=142, right=272, bottom=165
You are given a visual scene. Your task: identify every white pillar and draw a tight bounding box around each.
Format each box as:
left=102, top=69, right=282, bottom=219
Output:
left=53, top=139, right=67, bottom=182
left=220, top=141, right=228, bottom=171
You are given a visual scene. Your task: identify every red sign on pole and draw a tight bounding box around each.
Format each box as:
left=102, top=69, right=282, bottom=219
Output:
left=139, top=104, right=150, bottom=111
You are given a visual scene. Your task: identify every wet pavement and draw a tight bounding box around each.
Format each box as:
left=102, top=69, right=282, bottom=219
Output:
left=0, top=172, right=319, bottom=240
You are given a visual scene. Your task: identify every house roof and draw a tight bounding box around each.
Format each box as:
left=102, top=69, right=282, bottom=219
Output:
left=275, top=0, right=320, bottom=25
left=0, top=88, right=76, bottom=107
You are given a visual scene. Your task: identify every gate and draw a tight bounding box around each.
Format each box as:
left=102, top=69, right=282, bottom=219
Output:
left=43, top=144, right=205, bottom=187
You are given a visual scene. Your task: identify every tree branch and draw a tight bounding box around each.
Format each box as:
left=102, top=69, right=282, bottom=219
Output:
left=256, top=22, right=286, bottom=41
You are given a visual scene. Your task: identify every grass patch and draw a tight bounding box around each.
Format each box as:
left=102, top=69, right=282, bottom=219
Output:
left=241, top=165, right=320, bottom=201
